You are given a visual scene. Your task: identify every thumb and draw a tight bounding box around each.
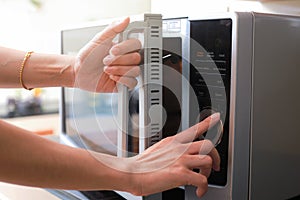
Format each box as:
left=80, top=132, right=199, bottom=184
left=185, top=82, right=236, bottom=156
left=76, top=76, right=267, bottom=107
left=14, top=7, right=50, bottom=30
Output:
left=92, top=17, right=130, bottom=43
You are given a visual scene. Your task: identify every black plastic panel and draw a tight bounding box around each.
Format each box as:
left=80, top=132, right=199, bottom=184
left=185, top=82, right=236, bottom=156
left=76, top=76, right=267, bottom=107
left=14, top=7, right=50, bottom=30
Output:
left=190, top=19, right=232, bottom=186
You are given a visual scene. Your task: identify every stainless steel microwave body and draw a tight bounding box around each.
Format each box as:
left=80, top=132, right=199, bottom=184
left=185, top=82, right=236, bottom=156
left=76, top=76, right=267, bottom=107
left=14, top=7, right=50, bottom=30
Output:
left=60, top=12, right=300, bottom=200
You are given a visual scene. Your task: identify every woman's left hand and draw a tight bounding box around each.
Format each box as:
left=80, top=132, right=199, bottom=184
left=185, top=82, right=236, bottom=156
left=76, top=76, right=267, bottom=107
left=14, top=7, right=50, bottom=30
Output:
left=74, top=17, right=141, bottom=92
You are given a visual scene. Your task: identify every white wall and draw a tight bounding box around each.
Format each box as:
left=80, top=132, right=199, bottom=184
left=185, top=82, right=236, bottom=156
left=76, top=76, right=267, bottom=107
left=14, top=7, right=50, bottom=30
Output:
left=151, top=0, right=300, bottom=18
left=0, top=0, right=298, bottom=61
left=230, top=0, right=300, bottom=15
left=151, top=0, right=230, bottom=18
left=0, top=0, right=151, bottom=53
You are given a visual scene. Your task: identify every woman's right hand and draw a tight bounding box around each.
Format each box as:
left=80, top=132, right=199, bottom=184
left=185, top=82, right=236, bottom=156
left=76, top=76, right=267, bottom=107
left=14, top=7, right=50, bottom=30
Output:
left=127, top=112, right=221, bottom=198
left=90, top=113, right=220, bottom=197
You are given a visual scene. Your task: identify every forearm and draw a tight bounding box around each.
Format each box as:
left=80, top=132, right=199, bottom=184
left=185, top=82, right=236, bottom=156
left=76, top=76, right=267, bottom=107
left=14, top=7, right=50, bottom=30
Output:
left=0, top=46, right=75, bottom=88
left=0, top=120, right=135, bottom=193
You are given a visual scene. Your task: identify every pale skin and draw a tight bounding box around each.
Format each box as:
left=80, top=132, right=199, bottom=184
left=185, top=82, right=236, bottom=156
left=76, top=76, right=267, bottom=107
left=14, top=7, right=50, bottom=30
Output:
left=0, top=17, right=220, bottom=198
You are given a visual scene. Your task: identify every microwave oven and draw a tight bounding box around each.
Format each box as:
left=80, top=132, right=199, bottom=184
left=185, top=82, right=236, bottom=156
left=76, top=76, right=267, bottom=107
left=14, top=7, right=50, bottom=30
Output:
left=60, top=12, right=300, bottom=200
left=184, top=12, right=300, bottom=200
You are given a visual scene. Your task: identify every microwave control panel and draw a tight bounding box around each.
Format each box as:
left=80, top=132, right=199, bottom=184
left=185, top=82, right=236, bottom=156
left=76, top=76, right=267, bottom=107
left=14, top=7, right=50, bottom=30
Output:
left=189, top=19, right=232, bottom=186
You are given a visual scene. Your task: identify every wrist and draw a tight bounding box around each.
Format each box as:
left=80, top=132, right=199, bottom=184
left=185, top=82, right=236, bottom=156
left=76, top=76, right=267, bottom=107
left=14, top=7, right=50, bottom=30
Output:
left=58, top=55, right=75, bottom=88
left=120, top=157, right=143, bottom=195
left=21, top=53, right=76, bottom=88
left=115, top=157, right=146, bottom=196
left=91, top=153, right=142, bottom=195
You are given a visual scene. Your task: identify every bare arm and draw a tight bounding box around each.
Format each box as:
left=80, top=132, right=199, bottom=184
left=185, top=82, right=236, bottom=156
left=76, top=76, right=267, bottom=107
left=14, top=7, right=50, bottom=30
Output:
left=0, top=113, right=220, bottom=197
left=0, top=17, right=140, bottom=91
left=0, top=18, right=140, bottom=193
left=0, top=46, right=74, bottom=88
left=0, top=119, right=134, bottom=192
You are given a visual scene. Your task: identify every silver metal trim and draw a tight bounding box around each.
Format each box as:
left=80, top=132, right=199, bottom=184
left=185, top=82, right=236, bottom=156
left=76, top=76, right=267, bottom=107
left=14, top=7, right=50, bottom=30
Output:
left=117, top=84, right=129, bottom=157
left=181, top=18, right=190, bottom=131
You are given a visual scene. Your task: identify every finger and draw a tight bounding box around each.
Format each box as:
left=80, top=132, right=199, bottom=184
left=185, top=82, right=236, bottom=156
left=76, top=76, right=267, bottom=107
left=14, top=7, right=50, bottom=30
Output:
left=194, top=113, right=221, bottom=140
left=109, top=38, right=142, bottom=56
left=103, top=52, right=141, bottom=66
left=199, top=140, right=221, bottom=171
left=104, top=66, right=140, bottom=78
left=184, top=155, right=212, bottom=169
left=187, top=140, right=221, bottom=171
left=193, top=154, right=213, bottom=178
left=91, top=17, right=130, bottom=44
left=200, top=166, right=212, bottom=179
left=109, top=75, right=138, bottom=90
left=187, top=140, right=214, bottom=155
left=175, top=113, right=220, bottom=143
left=95, top=74, right=117, bottom=93
left=185, top=171, right=208, bottom=198
left=196, top=183, right=208, bottom=198
left=209, top=147, right=221, bottom=171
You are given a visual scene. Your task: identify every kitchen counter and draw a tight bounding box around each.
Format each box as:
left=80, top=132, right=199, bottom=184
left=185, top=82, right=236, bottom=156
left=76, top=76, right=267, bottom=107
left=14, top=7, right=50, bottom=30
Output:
left=0, top=180, right=60, bottom=200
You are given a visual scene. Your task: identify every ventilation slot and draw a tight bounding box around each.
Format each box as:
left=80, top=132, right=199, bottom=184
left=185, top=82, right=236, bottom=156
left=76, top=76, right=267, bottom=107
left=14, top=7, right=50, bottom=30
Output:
left=151, top=89, right=159, bottom=94
left=151, top=126, right=160, bottom=132
left=150, top=123, right=161, bottom=145
left=150, top=138, right=160, bottom=146
left=151, top=55, right=159, bottom=59
left=150, top=98, right=160, bottom=105
left=150, top=47, right=160, bottom=80
left=150, top=48, right=160, bottom=62
left=150, top=26, right=160, bottom=38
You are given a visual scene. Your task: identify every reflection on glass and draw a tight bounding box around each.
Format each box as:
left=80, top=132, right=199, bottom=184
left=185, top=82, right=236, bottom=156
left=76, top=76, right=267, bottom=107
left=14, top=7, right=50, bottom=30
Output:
left=65, top=89, right=119, bottom=156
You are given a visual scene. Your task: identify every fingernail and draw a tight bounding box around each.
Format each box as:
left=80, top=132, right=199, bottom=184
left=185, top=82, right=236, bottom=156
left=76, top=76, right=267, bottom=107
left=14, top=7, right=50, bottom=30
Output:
left=109, top=75, right=117, bottom=81
left=214, top=165, right=221, bottom=172
left=210, top=112, right=220, bottom=125
left=103, top=66, right=108, bottom=72
left=110, top=47, right=120, bottom=56
left=198, top=154, right=207, bottom=159
left=103, top=55, right=113, bottom=65
left=213, top=162, right=221, bottom=171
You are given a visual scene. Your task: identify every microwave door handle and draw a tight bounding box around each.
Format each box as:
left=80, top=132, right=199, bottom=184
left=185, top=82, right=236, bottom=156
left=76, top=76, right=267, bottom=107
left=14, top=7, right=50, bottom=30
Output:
left=116, top=25, right=144, bottom=158
left=117, top=15, right=163, bottom=158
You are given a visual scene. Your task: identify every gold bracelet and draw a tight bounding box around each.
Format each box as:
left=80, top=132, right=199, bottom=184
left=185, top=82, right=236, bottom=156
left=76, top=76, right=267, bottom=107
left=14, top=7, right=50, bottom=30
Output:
left=19, top=51, right=34, bottom=90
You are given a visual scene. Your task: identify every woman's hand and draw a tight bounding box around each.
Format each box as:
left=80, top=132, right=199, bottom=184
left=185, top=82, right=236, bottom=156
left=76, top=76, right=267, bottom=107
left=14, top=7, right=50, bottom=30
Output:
left=92, top=113, right=221, bottom=198
left=74, top=17, right=141, bottom=92
left=127, top=113, right=221, bottom=198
